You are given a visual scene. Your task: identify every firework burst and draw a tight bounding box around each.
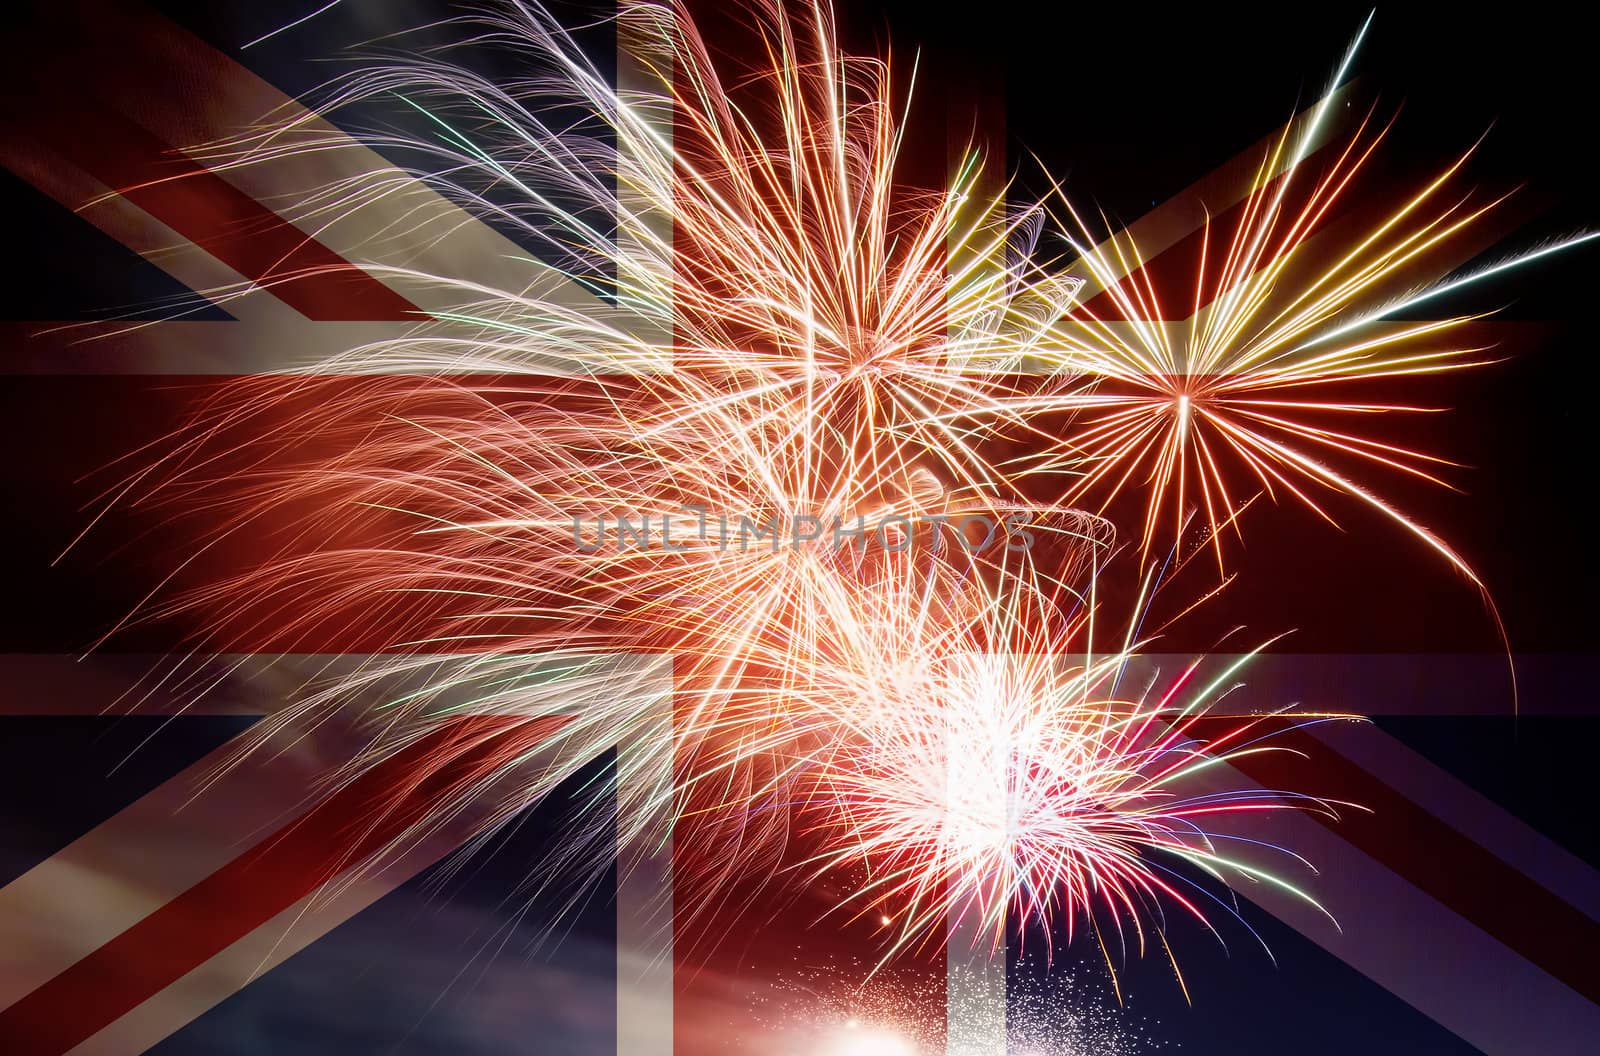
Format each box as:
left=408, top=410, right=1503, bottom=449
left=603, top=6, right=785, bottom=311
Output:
left=776, top=555, right=1343, bottom=978
left=1044, top=14, right=1597, bottom=577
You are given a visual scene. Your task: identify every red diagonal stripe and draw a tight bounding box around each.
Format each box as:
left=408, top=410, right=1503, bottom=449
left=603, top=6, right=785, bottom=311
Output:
left=1219, top=721, right=1600, bottom=1003
left=0, top=714, right=566, bottom=1054
left=8, top=99, right=420, bottom=323
left=4, top=0, right=417, bottom=321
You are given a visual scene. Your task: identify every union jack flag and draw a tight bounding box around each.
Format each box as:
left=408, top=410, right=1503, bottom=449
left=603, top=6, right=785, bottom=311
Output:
left=1, top=3, right=1596, bottom=1053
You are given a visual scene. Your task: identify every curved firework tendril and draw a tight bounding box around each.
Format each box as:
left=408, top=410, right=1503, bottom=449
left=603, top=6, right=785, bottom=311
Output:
left=88, top=0, right=1589, bottom=980
left=1042, top=13, right=1599, bottom=578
